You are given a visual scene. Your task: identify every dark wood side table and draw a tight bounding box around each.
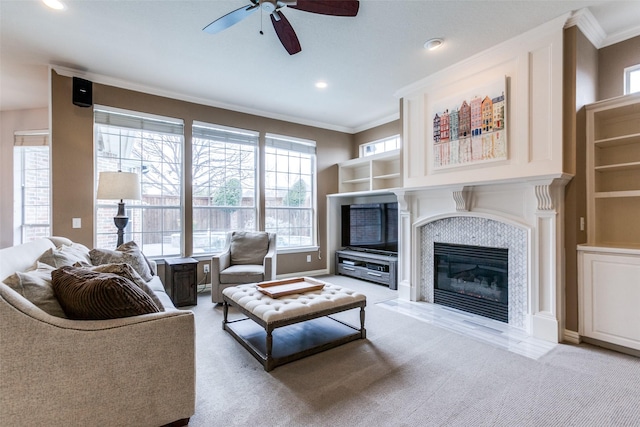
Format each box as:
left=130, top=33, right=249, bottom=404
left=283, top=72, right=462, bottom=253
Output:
left=163, top=257, right=198, bottom=307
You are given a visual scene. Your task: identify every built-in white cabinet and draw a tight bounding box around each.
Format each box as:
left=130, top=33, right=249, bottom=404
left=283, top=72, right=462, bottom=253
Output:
left=338, top=150, right=401, bottom=193
left=579, top=92, right=640, bottom=352
left=578, top=247, right=640, bottom=351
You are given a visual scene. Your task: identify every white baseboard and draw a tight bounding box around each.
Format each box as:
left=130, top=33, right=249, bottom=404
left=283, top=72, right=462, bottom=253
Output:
left=197, top=283, right=212, bottom=292
left=563, top=329, right=581, bottom=344
left=276, top=269, right=329, bottom=279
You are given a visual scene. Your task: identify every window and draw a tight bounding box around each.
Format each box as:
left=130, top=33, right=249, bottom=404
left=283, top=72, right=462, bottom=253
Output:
left=94, top=107, right=184, bottom=257
left=360, top=135, right=400, bottom=157
left=624, top=64, right=640, bottom=95
left=192, top=122, right=258, bottom=254
left=265, top=134, right=317, bottom=250
left=13, top=131, right=50, bottom=245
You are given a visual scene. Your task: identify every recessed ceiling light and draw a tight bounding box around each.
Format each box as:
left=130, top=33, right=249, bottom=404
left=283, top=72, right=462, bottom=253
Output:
left=424, top=38, right=444, bottom=51
left=315, top=81, right=328, bottom=89
left=42, top=0, right=66, bottom=10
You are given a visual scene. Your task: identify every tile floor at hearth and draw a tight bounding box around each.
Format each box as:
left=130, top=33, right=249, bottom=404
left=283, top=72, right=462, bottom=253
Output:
left=377, top=299, right=556, bottom=360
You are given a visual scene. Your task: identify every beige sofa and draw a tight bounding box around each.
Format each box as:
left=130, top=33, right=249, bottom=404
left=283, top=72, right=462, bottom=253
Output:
left=0, top=237, right=195, bottom=427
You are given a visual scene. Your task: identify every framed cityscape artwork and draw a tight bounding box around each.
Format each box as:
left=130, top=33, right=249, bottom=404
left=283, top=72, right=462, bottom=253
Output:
left=432, top=77, right=507, bottom=169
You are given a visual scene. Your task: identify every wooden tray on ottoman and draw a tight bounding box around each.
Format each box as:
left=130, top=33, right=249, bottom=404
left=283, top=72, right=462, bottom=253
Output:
left=256, top=277, right=325, bottom=298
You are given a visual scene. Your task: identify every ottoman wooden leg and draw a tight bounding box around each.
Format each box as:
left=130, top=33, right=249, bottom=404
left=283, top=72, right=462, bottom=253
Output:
left=265, top=327, right=274, bottom=371
left=222, top=301, right=229, bottom=330
left=359, top=305, right=366, bottom=339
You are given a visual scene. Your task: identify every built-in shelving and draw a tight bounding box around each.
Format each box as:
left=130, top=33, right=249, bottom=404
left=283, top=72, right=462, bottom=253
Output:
left=586, top=92, right=640, bottom=246
left=579, top=92, right=640, bottom=353
left=338, top=150, right=401, bottom=193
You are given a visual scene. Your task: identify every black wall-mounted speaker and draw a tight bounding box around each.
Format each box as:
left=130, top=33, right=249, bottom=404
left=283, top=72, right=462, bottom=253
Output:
left=72, top=77, right=92, bottom=108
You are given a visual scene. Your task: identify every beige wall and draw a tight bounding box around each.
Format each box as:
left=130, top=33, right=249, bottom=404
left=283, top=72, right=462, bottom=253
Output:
left=0, top=107, right=49, bottom=248
left=598, top=35, right=640, bottom=100
left=563, top=26, right=598, bottom=333
left=49, top=70, right=354, bottom=276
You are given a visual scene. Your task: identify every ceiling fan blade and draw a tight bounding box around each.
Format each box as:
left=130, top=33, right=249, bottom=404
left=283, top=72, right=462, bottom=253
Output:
left=271, top=11, right=302, bottom=55
left=288, top=0, right=359, bottom=17
left=203, top=3, right=259, bottom=34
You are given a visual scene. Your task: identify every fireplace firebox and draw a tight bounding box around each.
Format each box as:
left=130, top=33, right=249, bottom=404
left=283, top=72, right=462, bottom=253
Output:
left=434, top=243, right=508, bottom=322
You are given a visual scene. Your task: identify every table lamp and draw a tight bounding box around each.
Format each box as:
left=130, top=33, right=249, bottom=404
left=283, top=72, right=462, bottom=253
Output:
left=97, top=171, right=141, bottom=247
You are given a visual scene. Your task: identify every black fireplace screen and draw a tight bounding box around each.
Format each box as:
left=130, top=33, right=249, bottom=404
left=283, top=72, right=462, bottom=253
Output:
left=434, top=242, right=508, bottom=322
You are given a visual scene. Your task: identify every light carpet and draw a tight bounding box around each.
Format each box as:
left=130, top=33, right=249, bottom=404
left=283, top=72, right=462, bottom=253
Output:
left=187, top=275, right=640, bottom=427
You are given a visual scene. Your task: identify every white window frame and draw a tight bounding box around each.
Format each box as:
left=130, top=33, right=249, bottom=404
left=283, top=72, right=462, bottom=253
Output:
left=13, top=130, right=50, bottom=245
left=264, top=133, right=318, bottom=253
left=191, top=121, right=259, bottom=254
left=94, top=106, right=184, bottom=257
left=360, top=135, right=401, bottom=157
left=624, top=64, right=640, bottom=95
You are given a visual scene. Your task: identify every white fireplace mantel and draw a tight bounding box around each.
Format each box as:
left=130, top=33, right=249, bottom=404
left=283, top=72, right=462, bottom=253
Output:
left=393, top=174, right=571, bottom=343
left=389, top=13, right=576, bottom=343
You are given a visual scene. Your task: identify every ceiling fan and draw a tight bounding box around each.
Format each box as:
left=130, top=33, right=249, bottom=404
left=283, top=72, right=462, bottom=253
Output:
left=203, top=0, right=360, bottom=55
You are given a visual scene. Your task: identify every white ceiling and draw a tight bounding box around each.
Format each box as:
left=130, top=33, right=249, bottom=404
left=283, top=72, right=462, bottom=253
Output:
left=1, top=0, right=639, bottom=133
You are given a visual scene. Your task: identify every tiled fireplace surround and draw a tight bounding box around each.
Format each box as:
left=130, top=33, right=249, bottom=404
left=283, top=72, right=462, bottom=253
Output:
left=394, top=176, right=570, bottom=343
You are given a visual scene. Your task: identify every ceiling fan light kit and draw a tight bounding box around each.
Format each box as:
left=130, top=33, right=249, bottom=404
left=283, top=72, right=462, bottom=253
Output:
left=203, top=0, right=360, bottom=55
left=261, top=1, right=276, bottom=13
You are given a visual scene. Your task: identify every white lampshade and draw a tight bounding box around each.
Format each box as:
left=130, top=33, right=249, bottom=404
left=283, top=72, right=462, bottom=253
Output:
left=97, top=171, right=141, bottom=201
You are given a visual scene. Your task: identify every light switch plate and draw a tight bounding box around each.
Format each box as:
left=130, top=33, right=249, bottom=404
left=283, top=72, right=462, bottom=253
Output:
left=72, top=218, right=81, bottom=228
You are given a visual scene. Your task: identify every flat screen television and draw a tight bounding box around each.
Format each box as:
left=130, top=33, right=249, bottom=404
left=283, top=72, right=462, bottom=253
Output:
left=341, top=202, right=398, bottom=253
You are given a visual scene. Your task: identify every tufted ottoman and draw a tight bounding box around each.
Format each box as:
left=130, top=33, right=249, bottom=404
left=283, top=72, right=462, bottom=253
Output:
left=222, top=278, right=366, bottom=371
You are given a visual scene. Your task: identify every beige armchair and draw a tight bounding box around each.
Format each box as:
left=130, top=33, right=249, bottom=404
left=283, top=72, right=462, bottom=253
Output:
left=211, top=231, right=277, bottom=303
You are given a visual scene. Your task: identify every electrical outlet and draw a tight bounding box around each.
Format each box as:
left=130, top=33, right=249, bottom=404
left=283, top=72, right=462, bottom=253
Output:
left=306, top=255, right=311, bottom=262
left=203, top=264, right=210, bottom=273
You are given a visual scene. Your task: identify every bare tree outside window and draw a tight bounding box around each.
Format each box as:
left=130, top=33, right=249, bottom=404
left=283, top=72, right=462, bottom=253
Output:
left=192, top=124, right=258, bottom=254
left=95, top=109, right=184, bottom=256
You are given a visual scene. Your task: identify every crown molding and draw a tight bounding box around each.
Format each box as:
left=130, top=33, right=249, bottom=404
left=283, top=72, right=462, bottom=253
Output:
left=51, top=65, right=360, bottom=134
left=600, top=24, right=640, bottom=48
left=565, top=8, right=607, bottom=48
left=352, top=112, right=400, bottom=134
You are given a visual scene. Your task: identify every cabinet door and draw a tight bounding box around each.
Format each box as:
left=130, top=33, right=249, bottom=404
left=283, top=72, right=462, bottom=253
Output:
left=579, top=251, right=640, bottom=350
left=171, top=265, right=196, bottom=306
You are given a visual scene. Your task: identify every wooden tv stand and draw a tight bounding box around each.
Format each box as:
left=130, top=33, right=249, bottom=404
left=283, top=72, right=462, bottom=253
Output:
left=335, top=249, right=398, bottom=290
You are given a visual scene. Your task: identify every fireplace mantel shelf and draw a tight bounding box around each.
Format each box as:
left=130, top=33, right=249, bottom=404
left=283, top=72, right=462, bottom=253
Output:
left=394, top=172, right=573, bottom=196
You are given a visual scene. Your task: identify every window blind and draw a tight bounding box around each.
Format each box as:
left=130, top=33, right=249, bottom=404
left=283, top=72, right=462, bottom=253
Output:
left=192, top=122, right=258, bottom=146
left=265, top=134, right=316, bottom=154
left=94, top=108, right=183, bottom=135
left=14, top=130, right=49, bottom=146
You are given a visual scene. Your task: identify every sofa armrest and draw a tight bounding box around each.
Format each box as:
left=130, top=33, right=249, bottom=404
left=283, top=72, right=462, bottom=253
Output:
left=147, top=258, right=158, bottom=276
left=211, top=244, right=231, bottom=286
left=0, top=284, right=195, bottom=426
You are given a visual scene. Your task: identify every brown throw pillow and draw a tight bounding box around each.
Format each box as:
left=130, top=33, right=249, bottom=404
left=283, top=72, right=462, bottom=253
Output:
left=73, top=262, right=165, bottom=311
left=89, top=241, right=153, bottom=281
left=52, top=266, right=160, bottom=320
